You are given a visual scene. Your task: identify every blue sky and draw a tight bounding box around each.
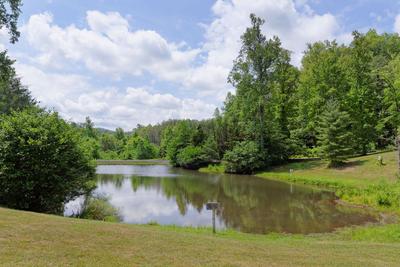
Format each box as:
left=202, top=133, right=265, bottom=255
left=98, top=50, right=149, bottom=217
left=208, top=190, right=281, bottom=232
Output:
left=2, top=0, right=400, bottom=129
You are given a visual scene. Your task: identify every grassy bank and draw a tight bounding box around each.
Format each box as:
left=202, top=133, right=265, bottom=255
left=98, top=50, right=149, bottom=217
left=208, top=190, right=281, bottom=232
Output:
left=257, top=151, right=400, bottom=213
left=1, top=207, right=400, bottom=266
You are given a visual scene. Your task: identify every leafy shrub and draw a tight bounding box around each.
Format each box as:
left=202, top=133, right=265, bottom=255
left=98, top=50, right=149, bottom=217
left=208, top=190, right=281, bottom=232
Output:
left=176, top=146, right=208, bottom=169
left=79, top=195, right=120, bottom=222
left=223, top=141, right=264, bottom=174
left=0, top=108, right=95, bottom=213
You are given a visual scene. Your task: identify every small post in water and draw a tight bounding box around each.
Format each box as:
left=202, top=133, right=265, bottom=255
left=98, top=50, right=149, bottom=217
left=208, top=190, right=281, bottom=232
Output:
left=206, top=202, right=219, bottom=234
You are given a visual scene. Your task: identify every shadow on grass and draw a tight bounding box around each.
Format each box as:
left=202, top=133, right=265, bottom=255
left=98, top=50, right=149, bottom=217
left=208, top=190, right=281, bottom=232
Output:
left=333, top=160, right=369, bottom=170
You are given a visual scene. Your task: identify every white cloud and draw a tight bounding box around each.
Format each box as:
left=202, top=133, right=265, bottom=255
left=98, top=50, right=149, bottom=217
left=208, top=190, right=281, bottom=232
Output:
left=395, top=14, right=400, bottom=33
left=15, top=64, right=215, bottom=129
left=23, top=11, right=199, bottom=80
left=0, top=28, right=9, bottom=50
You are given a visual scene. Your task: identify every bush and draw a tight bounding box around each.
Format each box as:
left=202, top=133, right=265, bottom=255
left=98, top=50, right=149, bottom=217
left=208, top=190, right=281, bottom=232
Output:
left=79, top=195, right=120, bottom=222
left=176, top=146, right=209, bottom=169
left=0, top=108, right=95, bottom=213
left=223, top=141, right=264, bottom=174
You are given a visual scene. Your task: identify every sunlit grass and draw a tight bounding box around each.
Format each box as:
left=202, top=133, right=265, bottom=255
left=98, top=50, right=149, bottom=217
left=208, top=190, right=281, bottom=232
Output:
left=1, top=207, right=400, bottom=266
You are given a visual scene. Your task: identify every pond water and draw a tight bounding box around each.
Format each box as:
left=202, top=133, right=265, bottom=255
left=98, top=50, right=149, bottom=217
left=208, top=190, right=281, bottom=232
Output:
left=65, top=164, right=377, bottom=234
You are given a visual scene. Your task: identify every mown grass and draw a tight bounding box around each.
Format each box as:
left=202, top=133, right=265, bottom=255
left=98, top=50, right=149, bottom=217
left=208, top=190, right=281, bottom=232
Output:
left=1, top=207, right=400, bottom=266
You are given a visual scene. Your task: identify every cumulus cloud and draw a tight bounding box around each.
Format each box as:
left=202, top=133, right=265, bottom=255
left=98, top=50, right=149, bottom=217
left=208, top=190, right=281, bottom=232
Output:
left=16, top=64, right=215, bottom=129
left=395, top=14, right=400, bottom=33
left=23, top=11, right=199, bottom=80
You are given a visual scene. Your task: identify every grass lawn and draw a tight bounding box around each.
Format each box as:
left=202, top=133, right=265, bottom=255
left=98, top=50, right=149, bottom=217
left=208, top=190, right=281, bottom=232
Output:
left=1, top=207, right=400, bottom=267
left=258, top=151, right=399, bottom=186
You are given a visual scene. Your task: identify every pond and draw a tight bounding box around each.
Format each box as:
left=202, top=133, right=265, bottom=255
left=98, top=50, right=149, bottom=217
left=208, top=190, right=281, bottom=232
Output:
left=65, top=164, right=377, bottom=234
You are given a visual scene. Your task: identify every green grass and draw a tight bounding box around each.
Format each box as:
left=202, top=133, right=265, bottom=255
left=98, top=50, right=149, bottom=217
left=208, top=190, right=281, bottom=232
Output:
left=259, top=151, right=398, bottom=184
left=1, top=207, right=400, bottom=266
left=257, top=151, right=400, bottom=212
left=199, top=163, right=225, bottom=173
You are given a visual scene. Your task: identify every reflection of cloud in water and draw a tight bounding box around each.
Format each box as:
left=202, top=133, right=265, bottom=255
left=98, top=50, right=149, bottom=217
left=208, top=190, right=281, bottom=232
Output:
left=64, top=196, right=85, bottom=216
left=65, top=165, right=376, bottom=234
left=96, top=179, right=224, bottom=228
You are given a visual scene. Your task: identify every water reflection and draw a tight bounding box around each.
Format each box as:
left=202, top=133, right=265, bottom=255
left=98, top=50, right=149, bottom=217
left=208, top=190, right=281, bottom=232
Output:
left=66, top=165, right=377, bottom=234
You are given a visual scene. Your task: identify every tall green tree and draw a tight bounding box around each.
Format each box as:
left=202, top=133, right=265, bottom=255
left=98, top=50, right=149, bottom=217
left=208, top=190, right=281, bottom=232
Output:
left=317, top=102, right=353, bottom=167
left=225, top=14, right=296, bottom=169
left=345, top=31, right=379, bottom=154
left=295, top=41, right=348, bottom=150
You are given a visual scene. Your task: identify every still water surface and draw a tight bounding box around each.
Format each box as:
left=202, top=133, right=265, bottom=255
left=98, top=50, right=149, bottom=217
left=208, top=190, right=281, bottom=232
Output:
left=65, top=164, right=377, bottom=234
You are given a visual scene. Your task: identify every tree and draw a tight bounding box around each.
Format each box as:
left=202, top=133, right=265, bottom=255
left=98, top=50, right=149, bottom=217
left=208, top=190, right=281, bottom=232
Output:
left=123, top=134, right=158, bottom=160
left=295, top=41, right=349, bottom=151
left=0, top=51, right=35, bottom=114
left=0, top=108, right=95, bottom=213
left=164, top=121, right=194, bottom=166
left=345, top=31, right=379, bottom=154
left=0, top=0, right=22, bottom=43
left=115, top=127, right=125, bottom=141
left=317, top=102, right=353, bottom=167
left=83, top=116, right=97, bottom=139
left=223, top=141, right=263, bottom=174
left=225, top=14, right=296, bottom=170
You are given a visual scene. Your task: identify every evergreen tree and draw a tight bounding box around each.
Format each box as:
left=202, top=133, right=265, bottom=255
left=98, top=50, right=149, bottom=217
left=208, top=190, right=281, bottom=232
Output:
left=317, top=102, right=353, bottom=167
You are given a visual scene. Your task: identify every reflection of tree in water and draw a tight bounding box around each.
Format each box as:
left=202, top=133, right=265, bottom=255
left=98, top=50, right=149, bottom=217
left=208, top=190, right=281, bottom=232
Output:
left=97, top=171, right=376, bottom=234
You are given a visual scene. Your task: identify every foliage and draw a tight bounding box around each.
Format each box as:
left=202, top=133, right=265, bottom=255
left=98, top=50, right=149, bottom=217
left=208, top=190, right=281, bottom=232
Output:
left=176, top=143, right=217, bottom=170
left=225, top=14, right=295, bottom=168
left=0, top=108, right=95, bottom=213
left=0, top=51, right=35, bottom=114
left=123, top=134, right=158, bottom=160
left=79, top=195, right=120, bottom=222
left=0, top=0, right=22, bottom=43
left=80, top=136, right=101, bottom=160
left=317, top=102, right=353, bottom=166
left=223, top=141, right=263, bottom=174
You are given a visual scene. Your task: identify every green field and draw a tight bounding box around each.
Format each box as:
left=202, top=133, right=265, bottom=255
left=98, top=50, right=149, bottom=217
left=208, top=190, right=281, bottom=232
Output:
left=1, top=207, right=400, bottom=266
left=258, top=151, right=398, bottom=185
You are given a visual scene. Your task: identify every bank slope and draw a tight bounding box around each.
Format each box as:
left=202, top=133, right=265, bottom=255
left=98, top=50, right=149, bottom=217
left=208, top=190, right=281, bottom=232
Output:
left=1, top=208, right=400, bottom=266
